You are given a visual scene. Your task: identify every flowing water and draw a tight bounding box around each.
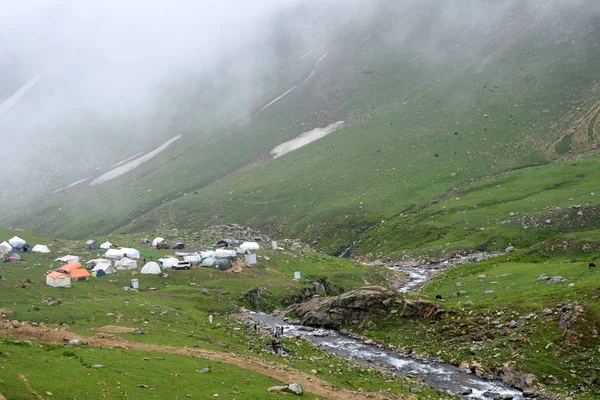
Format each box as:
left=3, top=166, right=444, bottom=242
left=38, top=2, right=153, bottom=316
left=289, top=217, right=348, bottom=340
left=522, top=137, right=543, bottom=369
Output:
left=250, top=254, right=522, bottom=399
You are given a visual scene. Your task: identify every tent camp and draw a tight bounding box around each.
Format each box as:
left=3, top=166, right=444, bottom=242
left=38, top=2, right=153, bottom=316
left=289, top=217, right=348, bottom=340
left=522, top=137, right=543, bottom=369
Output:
left=104, top=249, right=125, bottom=259
left=8, top=236, right=26, bottom=249
left=201, top=257, right=216, bottom=267
left=120, top=247, right=140, bottom=259
left=239, top=242, right=260, bottom=253
left=200, top=251, right=215, bottom=258
left=0, top=241, right=12, bottom=252
left=85, top=240, right=99, bottom=250
left=46, top=271, right=71, bottom=288
left=32, top=244, right=51, bottom=253
left=55, top=255, right=80, bottom=265
left=100, top=241, right=113, bottom=249
left=140, top=262, right=161, bottom=274
left=91, top=263, right=116, bottom=276
left=152, top=237, right=166, bottom=248
left=0, top=247, right=8, bottom=262
left=115, top=257, right=137, bottom=270
left=159, top=257, right=180, bottom=269
left=213, top=258, right=232, bottom=271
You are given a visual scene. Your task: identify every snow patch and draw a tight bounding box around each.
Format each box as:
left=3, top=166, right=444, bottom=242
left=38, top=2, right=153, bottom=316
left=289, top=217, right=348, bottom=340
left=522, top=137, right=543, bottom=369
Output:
left=53, top=177, right=92, bottom=194
left=89, top=135, right=182, bottom=186
left=258, top=86, right=298, bottom=112
left=111, top=152, right=144, bottom=168
left=0, top=74, right=43, bottom=118
left=269, top=121, right=344, bottom=158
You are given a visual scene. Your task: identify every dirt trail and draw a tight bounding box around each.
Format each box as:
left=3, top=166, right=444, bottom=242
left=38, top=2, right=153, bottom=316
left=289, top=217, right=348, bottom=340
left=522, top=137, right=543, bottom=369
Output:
left=0, top=321, right=396, bottom=400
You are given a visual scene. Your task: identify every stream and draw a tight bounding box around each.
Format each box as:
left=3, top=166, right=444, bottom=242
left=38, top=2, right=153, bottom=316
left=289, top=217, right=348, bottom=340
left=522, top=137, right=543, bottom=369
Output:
left=251, top=253, right=522, bottom=399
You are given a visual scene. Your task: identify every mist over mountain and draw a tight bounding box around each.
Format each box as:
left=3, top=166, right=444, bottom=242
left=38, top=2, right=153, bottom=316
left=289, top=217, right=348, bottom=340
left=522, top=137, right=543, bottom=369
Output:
left=1, top=0, right=600, bottom=253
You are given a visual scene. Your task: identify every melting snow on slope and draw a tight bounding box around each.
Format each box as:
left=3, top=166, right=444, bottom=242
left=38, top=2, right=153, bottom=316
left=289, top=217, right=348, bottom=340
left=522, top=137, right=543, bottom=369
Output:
left=0, top=74, right=43, bottom=118
left=89, top=135, right=182, bottom=186
left=53, top=177, right=92, bottom=193
left=269, top=121, right=344, bottom=158
left=111, top=152, right=144, bottom=168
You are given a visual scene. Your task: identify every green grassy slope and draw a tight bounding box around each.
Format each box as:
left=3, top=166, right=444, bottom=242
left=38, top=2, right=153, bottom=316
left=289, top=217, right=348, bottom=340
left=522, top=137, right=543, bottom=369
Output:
left=4, top=2, right=600, bottom=260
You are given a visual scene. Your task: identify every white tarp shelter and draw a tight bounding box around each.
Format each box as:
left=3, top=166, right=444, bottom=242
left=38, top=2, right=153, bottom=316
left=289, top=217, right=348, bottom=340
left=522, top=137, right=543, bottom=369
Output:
left=55, top=255, right=80, bottom=265
left=215, top=249, right=236, bottom=259
left=160, top=257, right=180, bottom=269
left=46, top=272, right=71, bottom=288
left=140, top=261, right=161, bottom=274
left=200, top=251, right=215, bottom=259
left=201, top=257, right=216, bottom=267
left=152, top=237, right=166, bottom=248
left=0, top=241, right=12, bottom=252
left=239, top=242, right=260, bottom=253
left=104, top=249, right=125, bottom=259
left=100, top=241, right=113, bottom=249
left=115, top=257, right=137, bottom=270
left=8, top=236, right=26, bottom=249
left=32, top=244, right=51, bottom=253
left=120, top=247, right=140, bottom=259
left=91, top=263, right=117, bottom=275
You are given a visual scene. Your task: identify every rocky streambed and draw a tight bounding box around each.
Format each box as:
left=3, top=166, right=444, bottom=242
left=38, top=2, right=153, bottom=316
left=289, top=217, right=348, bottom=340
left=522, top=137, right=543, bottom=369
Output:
left=250, top=252, right=527, bottom=399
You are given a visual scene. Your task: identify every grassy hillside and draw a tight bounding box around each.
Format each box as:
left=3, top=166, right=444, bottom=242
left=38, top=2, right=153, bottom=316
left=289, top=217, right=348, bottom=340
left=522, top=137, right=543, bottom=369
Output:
left=3, top=1, right=600, bottom=260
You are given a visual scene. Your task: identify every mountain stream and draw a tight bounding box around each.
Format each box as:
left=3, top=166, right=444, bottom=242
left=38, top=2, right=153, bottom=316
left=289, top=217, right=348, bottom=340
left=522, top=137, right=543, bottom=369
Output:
left=251, top=256, right=521, bottom=399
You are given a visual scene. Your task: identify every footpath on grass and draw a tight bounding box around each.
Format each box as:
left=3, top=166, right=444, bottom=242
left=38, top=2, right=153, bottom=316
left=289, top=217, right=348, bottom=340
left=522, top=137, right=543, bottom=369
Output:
left=0, top=318, right=394, bottom=400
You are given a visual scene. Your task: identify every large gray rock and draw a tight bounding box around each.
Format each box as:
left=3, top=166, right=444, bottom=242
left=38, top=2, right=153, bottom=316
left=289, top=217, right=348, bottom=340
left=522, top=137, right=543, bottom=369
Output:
left=285, top=384, right=302, bottom=394
left=285, top=286, right=444, bottom=329
left=547, top=276, right=566, bottom=285
left=500, top=361, right=536, bottom=396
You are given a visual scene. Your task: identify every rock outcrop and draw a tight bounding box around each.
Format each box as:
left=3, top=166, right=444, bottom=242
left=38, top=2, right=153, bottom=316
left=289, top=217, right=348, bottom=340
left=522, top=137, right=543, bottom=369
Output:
left=285, top=286, right=444, bottom=329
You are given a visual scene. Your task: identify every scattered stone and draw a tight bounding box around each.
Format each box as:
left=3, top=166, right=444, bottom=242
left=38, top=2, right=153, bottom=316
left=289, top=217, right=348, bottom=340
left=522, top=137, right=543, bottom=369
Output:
left=483, top=391, right=501, bottom=399
left=410, top=387, right=423, bottom=393
left=267, top=386, right=288, bottom=393
left=483, top=290, right=495, bottom=295
left=68, top=339, right=84, bottom=346
left=197, top=368, right=211, bottom=373
left=508, top=320, right=518, bottom=329
left=137, top=384, right=149, bottom=388
left=547, top=276, right=566, bottom=285
left=505, top=246, right=515, bottom=252
left=500, top=361, right=536, bottom=396
left=464, top=300, right=475, bottom=306
left=310, top=369, right=318, bottom=375
left=537, top=274, right=548, bottom=281
left=542, top=308, right=553, bottom=316
left=92, top=364, right=104, bottom=369
left=477, top=275, right=486, bottom=279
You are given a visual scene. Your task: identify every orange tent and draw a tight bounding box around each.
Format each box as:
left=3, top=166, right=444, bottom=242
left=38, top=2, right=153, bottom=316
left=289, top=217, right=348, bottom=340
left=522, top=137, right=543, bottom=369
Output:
left=69, top=268, right=91, bottom=281
left=57, top=263, right=83, bottom=273
left=46, top=271, right=71, bottom=287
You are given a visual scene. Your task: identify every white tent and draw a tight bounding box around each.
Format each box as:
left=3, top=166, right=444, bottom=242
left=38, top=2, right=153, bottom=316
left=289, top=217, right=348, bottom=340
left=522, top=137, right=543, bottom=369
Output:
left=159, top=257, right=180, bottom=269
left=104, top=249, right=125, bottom=259
left=115, top=257, right=137, bottom=270
left=0, top=241, right=13, bottom=252
left=201, top=257, right=216, bottom=267
left=120, top=247, right=140, bottom=259
left=32, top=244, right=51, bottom=253
left=92, top=263, right=117, bottom=275
left=100, top=241, right=113, bottom=250
left=152, top=237, right=166, bottom=248
left=8, top=236, right=26, bottom=249
left=184, top=255, right=201, bottom=264
left=239, top=242, right=260, bottom=253
left=55, top=255, right=80, bottom=264
left=140, top=262, right=161, bottom=274
left=0, top=247, right=8, bottom=262
left=200, top=250, right=215, bottom=258
left=86, top=258, right=111, bottom=268
left=215, top=249, right=236, bottom=259
left=46, top=272, right=71, bottom=288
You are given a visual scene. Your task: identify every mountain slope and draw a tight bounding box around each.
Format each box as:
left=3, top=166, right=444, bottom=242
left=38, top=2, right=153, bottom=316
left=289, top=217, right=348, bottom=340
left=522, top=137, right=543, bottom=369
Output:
left=4, top=1, right=600, bottom=257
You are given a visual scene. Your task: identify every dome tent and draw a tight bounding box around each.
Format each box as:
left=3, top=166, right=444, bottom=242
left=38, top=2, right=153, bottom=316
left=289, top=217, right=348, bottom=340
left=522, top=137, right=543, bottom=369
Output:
left=32, top=244, right=51, bottom=253
left=140, top=262, right=161, bottom=274
left=152, top=237, right=166, bottom=248
left=8, top=236, right=26, bottom=249
left=115, top=257, right=138, bottom=270
left=160, top=258, right=180, bottom=269
left=100, top=241, right=113, bottom=250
